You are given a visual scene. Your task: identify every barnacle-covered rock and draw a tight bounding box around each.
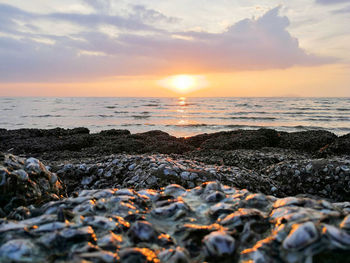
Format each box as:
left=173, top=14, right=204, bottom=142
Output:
left=202, top=231, right=236, bottom=259
left=0, top=239, right=42, bottom=262
left=283, top=222, right=319, bottom=251
left=0, top=154, right=65, bottom=215
left=158, top=247, right=190, bottom=263
left=0, top=176, right=349, bottom=262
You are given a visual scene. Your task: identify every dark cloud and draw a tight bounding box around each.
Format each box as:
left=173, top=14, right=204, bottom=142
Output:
left=0, top=5, right=336, bottom=82
left=316, top=0, right=350, bottom=4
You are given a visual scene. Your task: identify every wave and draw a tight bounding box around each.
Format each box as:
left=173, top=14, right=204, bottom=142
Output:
left=281, top=125, right=326, bottom=130
left=229, top=116, right=276, bottom=120
left=22, top=114, right=63, bottom=118
left=336, top=108, right=350, bottom=111
left=98, top=114, right=114, bottom=118
left=143, top=104, right=159, bottom=107
left=229, top=111, right=268, bottom=115
left=132, top=115, right=150, bottom=119
left=165, top=124, right=210, bottom=128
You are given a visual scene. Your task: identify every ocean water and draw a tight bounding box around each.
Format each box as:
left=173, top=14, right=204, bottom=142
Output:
left=0, top=97, right=349, bottom=137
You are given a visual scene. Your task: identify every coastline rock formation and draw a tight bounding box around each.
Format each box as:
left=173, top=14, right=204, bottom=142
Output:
left=0, top=128, right=349, bottom=262
left=0, top=128, right=349, bottom=162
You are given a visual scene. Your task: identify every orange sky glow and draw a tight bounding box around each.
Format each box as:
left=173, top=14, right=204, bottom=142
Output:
left=1, top=65, right=349, bottom=97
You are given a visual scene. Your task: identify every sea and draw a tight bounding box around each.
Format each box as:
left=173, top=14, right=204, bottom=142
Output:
left=0, top=97, right=349, bottom=137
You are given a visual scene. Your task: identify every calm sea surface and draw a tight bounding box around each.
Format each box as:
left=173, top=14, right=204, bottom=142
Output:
left=0, top=97, right=349, bottom=137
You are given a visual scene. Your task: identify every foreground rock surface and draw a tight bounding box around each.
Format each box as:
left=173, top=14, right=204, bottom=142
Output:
left=1, top=182, right=350, bottom=262
left=0, top=154, right=65, bottom=217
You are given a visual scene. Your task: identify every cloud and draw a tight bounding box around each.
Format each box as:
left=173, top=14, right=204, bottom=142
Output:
left=332, top=5, right=350, bottom=13
left=0, top=5, right=336, bottom=82
left=316, top=0, right=350, bottom=4
left=130, top=5, right=180, bottom=24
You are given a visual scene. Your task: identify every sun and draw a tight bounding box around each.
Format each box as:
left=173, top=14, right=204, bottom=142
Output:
left=158, top=74, right=209, bottom=94
left=171, top=75, right=195, bottom=92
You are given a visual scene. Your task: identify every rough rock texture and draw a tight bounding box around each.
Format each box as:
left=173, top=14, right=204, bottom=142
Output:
left=1, top=182, right=350, bottom=262
left=54, top=154, right=276, bottom=198
left=1, top=128, right=349, bottom=163
left=0, top=128, right=194, bottom=161
left=277, top=130, right=337, bottom=152
left=326, top=133, right=350, bottom=155
left=0, top=154, right=65, bottom=217
left=187, top=129, right=281, bottom=150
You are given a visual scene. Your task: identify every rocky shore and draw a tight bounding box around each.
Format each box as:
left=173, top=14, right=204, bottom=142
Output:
left=0, top=128, right=350, bottom=262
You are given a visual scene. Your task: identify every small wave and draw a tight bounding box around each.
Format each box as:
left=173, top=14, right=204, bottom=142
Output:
left=106, top=106, right=117, bottom=109
left=229, top=111, right=268, bottom=115
left=132, top=115, right=150, bottom=119
left=282, top=125, right=326, bottom=130
left=99, top=114, right=114, bottom=118
left=223, top=124, right=264, bottom=129
left=304, top=117, right=350, bottom=122
left=229, top=116, right=276, bottom=120
left=235, top=103, right=249, bottom=107
left=336, top=108, right=350, bottom=111
left=166, top=124, right=209, bottom=127
left=143, top=104, right=159, bottom=107
left=114, top=111, right=128, bottom=114
left=22, top=114, right=63, bottom=118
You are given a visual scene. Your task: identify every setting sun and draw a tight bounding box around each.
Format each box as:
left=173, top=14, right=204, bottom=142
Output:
left=158, top=74, right=209, bottom=94
left=171, top=75, right=195, bottom=92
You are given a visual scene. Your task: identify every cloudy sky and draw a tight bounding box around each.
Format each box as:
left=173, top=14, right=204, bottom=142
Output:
left=0, top=0, right=349, bottom=96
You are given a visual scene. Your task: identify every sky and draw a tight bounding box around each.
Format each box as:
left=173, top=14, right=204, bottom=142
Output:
left=0, top=0, right=349, bottom=97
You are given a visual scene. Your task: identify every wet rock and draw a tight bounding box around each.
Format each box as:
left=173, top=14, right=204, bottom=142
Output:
left=278, top=130, right=337, bottom=152
left=263, top=158, right=350, bottom=201
left=158, top=247, right=190, bottom=263
left=198, top=129, right=280, bottom=150
left=0, top=239, right=42, bottom=262
left=118, top=247, right=159, bottom=263
left=128, top=221, right=157, bottom=242
left=0, top=154, right=65, bottom=215
left=202, top=231, right=236, bottom=258
left=283, top=222, right=319, bottom=250
left=326, top=133, right=350, bottom=155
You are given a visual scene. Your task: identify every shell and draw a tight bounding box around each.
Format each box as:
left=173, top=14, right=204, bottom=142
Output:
left=202, top=231, right=236, bottom=258
left=283, top=222, right=319, bottom=251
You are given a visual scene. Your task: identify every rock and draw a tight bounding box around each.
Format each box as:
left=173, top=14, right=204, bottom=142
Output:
left=0, top=154, right=65, bottom=215
left=198, top=129, right=280, bottom=150
left=278, top=130, right=337, bottom=152
left=0, top=181, right=349, bottom=262
left=326, top=133, right=350, bottom=155
left=202, top=231, right=236, bottom=258
left=282, top=222, right=319, bottom=250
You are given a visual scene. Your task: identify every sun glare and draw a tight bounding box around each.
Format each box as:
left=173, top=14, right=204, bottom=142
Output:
left=172, top=75, right=195, bottom=92
left=158, top=74, right=208, bottom=94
